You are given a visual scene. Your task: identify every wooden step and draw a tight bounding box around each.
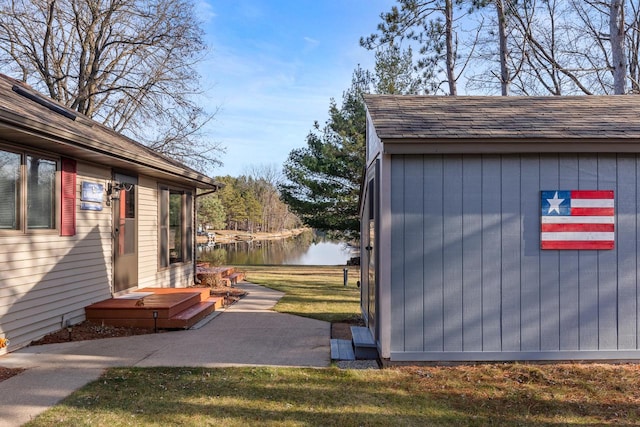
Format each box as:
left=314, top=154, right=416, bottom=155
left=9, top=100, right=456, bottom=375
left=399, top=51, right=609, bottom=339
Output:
left=86, top=292, right=202, bottom=320
left=166, top=299, right=219, bottom=329
left=350, top=326, right=378, bottom=360
left=228, top=272, right=244, bottom=285
left=331, top=339, right=355, bottom=361
left=138, top=287, right=210, bottom=302
left=85, top=289, right=222, bottom=330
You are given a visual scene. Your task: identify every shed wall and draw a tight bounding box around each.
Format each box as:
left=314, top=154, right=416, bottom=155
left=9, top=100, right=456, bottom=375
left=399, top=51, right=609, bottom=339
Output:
left=389, top=153, right=640, bottom=361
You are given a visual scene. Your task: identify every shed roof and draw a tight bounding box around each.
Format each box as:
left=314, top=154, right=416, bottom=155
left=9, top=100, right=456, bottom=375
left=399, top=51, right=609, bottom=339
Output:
left=364, top=94, right=640, bottom=154
left=0, top=74, right=220, bottom=189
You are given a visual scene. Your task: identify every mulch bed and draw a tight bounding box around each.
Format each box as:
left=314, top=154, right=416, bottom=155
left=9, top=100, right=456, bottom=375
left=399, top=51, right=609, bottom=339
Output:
left=30, top=322, right=157, bottom=346
left=0, top=367, right=24, bottom=383
left=331, top=318, right=366, bottom=340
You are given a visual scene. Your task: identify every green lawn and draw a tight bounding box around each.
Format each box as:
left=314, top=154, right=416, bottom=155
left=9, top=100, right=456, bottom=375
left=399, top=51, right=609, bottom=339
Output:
left=24, top=265, right=640, bottom=426
left=240, top=265, right=362, bottom=322
left=26, top=364, right=640, bottom=426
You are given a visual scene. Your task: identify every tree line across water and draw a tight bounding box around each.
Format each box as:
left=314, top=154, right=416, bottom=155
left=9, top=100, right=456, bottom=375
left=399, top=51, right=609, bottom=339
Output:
left=198, top=167, right=302, bottom=234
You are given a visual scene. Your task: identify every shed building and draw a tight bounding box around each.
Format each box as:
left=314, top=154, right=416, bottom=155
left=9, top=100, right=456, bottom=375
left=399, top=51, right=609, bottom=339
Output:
left=361, top=94, right=640, bottom=363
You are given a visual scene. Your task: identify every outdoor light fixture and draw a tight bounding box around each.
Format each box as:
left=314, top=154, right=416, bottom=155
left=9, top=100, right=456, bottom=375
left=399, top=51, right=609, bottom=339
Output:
left=106, top=181, right=134, bottom=206
left=153, top=310, right=158, bottom=333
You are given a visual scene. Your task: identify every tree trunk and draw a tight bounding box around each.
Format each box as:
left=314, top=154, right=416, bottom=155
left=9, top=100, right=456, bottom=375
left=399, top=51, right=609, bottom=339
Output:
left=610, top=0, right=626, bottom=94
left=496, top=0, right=511, bottom=96
left=445, top=0, right=457, bottom=95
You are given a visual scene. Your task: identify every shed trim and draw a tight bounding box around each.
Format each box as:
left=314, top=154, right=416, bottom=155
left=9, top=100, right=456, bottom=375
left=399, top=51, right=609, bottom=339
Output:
left=382, top=140, right=640, bottom=154
left=391, top=350, right=640, bottom=362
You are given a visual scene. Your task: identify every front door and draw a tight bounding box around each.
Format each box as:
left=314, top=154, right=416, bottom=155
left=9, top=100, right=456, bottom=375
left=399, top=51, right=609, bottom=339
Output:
left=113, top=175, right=138, bottom=293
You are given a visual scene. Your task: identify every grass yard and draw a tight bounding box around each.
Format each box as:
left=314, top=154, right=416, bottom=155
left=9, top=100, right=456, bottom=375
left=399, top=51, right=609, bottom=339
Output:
left=240, top=265, right=362, bottom=323
left=23, top=265, right=640, bottom=426
left=26, top=364, right=640, bottom=426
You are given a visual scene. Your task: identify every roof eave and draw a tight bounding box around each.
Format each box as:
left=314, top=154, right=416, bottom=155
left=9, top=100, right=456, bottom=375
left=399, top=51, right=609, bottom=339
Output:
left=0, top=109, right=220, bottom=190
left=381, top=137, right=640, bottom=155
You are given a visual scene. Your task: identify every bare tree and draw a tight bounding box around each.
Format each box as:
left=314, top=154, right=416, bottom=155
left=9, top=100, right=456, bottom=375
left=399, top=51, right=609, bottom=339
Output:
left=0, top=0, right=222, bottom=171
left=370, top=0, right=640, bottom=96
left=492, top=0, right=634, bottom=95
left=360, top=0, right=470, bottom=95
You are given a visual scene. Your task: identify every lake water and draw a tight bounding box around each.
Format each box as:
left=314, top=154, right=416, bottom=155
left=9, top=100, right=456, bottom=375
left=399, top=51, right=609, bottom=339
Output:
left=197, top=232, right=356, bottom=266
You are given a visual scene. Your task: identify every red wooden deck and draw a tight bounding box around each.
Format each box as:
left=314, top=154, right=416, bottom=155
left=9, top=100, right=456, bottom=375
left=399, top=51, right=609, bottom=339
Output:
left=195, top=265, right=245, bottom=287
left=85, top=287, right=223, bottom=329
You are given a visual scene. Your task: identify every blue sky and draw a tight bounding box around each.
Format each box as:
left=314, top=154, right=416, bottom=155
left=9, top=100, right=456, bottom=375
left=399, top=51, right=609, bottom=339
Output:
left=196, top=0, right=393, bottom=177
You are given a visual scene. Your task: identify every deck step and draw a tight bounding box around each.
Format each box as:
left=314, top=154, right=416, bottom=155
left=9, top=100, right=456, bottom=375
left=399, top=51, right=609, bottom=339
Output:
left=331, top=339, right=355, bottom=361
left=168, top=300, right=217, bottom=329
left=85, top=288, right=222, bottom=330
left=228, top=272, right=244, bottom=285
left=350, top=326, right=378, bottom=360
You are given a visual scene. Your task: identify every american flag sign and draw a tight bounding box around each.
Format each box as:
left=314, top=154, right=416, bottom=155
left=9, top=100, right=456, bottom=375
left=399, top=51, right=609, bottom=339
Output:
left=540, top=190, right=615, bottom=250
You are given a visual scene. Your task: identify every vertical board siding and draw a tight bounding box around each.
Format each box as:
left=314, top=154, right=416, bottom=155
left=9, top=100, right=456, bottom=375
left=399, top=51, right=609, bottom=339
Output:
left=390, top=157, right=405, bottom=351
left=481, top=156, right=502, bottom=351
left=404, top=157, right=424, bottom=352
left=501, top=158, right=521, bottom=351
left=558, top=155, right=580, bottom=350
left=539, top=156, right=560, bottom=351
left=423, top=156, right=444, bottom=351
left=578, top=156, right=599, bottom=350
left=442, top=156, right=463, bottom=351
left=389, top=153, right=640, bottom=357
left=462, top=156, right=483, bottom=351
left=617, top=156, right=637, bottom=349
left=597, top=155, right=618, bottom=350
left=520, top=155, right=541, bottom=352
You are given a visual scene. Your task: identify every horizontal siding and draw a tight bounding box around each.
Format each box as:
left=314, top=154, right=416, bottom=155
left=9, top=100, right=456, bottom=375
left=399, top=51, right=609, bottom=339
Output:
left=389, top=153, right=640, bottom=361
left=137, top=177, right=160, bottom=288
left=0, top=162, right=112, bottom=352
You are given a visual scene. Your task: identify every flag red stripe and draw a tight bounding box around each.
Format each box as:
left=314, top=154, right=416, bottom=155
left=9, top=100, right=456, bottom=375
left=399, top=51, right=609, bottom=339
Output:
left=541, top=240, right=614, bottom=250
left=571, top=190, right=614, bottom=199
left=541, top=223, right=614, bottom=232
left=571, top=207, right=615, bottom=216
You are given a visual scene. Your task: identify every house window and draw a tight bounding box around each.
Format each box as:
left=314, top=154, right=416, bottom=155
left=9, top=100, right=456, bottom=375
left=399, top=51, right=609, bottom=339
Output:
left=0, top=150, right=20, bottom=229
left=170, top=192, right=183, bottom=262
left=27, top=155, right=56, bottom=229
left=159, top=186, right=193, bottom=267
left=0, top=147, right=72, bottom=233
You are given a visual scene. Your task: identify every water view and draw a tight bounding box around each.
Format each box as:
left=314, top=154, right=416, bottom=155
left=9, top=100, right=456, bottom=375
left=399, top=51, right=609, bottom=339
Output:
left=197, top=231, right=356, bottom=266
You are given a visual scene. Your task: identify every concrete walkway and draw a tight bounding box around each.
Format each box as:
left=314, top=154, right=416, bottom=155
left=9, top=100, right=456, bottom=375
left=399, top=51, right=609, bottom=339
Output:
left=0, top=282, right=330, bottom=427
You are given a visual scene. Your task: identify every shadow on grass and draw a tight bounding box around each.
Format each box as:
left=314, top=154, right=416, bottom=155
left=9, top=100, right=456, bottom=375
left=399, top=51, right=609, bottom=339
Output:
left=27, top=366, right=640, bottom=426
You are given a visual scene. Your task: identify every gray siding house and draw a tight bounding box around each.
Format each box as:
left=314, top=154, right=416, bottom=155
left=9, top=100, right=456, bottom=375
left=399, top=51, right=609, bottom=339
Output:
left=361, top=95, right=640, bottom=363
left=0, top=74, right=219, bottom=354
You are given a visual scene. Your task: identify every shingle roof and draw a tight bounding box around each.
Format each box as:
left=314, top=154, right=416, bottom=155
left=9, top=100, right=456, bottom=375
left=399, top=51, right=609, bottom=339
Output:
left=363, top=94, right=640, bottom=142
left=0, top=74, right=219, bottom=189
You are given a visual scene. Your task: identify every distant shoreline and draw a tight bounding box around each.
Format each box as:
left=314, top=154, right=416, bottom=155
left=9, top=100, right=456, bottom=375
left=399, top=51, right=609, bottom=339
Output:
left=196, top=228, right=310, bottom=244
